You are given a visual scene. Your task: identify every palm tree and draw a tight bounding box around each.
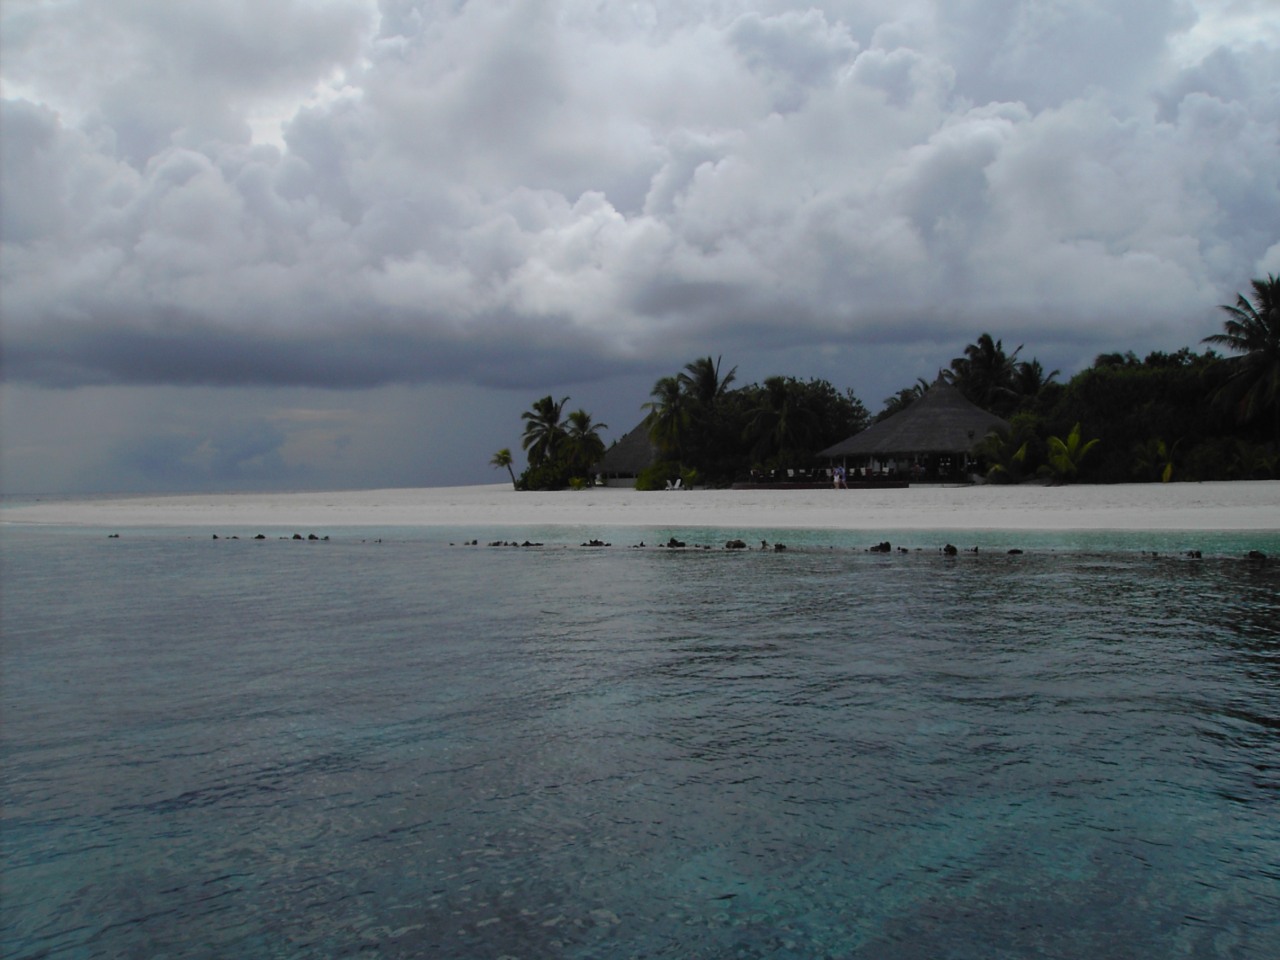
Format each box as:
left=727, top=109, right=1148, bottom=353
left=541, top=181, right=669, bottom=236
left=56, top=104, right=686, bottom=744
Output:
left=521, top=395, right=569, bottom=467
left=1045, top=423, right=1100, bottom=482
left=678, top=355, right=737, bottom=408
left=563, top=409, right=608, bottom=479
left=1132, top=438, right=1180, bottom=483
left=643, top=376, right=689, bottom=459
left=949, top=334, right=1022, bottom=414
left=1013, top=358, right=1060, bottom=399
left=745, top=376, right=819, bottom=464
left=974, top=427, right=1028, bottom=483
left=1202, top=274, right=1280, bottom=435
left=489, top=448, right=518, bottom=488
left=878, top=378, right=930, bottom=421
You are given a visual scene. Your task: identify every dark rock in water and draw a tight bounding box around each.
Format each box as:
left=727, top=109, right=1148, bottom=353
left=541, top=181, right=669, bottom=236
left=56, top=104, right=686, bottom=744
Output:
left=1246, top=550, right=1267, bottom=561
left=1186, top=550, right=1202, bottom=559
left=254, top=534, right=266, bottom=540
left=108, top=533, right=120, bottom=538
left=869, top=541, right=891, bottom=553
left=773, top=543, right=787, bottom=552
left=308, top=534, right=319, bottom=540
left=942, top=543, right=958, bottom=556
left=582, top=539, right=608, bottom=547
left=293, top=533, right=303, bottom=540
left=212, top=534, right=219, bottom=539
left=1007, top=548, right=1023, bottom=555
left=666, top=537, right=686, bottom=548
left=726, top=539, right=748, bottom=550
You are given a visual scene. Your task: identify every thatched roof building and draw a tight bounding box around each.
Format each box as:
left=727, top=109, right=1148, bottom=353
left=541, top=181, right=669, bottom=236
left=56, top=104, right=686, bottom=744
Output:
left=596, top=421, right=658, bottom=479
left=820, top=378, right=1009, bottom=460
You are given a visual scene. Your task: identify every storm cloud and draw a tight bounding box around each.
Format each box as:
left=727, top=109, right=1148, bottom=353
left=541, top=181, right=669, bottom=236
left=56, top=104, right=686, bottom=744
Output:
left=2, top=0, right=1278, bottom=490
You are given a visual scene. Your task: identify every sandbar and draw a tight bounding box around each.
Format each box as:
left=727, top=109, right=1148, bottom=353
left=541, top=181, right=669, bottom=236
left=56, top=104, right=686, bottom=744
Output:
left=2, top=481, right=1277, bottom=532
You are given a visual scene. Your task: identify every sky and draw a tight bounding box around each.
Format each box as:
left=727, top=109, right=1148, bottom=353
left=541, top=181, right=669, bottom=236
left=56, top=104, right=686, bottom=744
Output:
left=2, top=0, right=1278, bottom=493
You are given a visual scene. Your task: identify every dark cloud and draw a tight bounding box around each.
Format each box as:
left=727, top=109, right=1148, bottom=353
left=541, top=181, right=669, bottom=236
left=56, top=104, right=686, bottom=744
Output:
left=2, top=308, right=641, bottom=391
left=2, top=1, right=1278, bottom=491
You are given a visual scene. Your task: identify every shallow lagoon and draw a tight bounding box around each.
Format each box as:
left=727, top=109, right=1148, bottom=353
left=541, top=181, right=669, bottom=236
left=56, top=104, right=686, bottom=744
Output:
left=2, top=526, right=1278, bottom=958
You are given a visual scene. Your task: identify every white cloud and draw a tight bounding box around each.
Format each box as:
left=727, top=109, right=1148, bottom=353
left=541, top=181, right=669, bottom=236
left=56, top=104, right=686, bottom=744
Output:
left=2, top=0, right=1278, bottom=490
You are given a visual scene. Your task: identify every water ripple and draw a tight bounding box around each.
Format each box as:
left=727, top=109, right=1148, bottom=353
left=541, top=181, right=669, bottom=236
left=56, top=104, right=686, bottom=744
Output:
left=2, top=528, right=1278, bottom=958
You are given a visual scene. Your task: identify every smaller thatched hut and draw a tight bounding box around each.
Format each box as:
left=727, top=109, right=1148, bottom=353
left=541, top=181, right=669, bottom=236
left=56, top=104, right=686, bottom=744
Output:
left=820, top=377, right=1009, bottom=481
left=595, top=421, right=658, bottom=485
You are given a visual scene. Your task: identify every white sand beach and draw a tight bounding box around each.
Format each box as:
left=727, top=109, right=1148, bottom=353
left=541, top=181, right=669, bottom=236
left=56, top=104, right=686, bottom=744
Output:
left=2, top=481, right=1277, bottom=532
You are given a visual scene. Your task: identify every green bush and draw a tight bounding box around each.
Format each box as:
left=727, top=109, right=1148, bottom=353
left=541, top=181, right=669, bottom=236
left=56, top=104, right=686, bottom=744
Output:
left=635, top=461, right=682, bottom=491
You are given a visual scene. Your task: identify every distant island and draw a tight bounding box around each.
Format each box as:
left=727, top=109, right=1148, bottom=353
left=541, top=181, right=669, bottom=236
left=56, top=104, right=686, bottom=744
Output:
left=498, top=275, right=1278, bottom=490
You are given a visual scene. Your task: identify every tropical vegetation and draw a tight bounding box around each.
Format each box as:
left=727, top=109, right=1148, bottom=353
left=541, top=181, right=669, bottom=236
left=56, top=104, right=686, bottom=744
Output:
left=489, top=448, right=517, bottom=488
left=511, top=395, right=609, bottom=490
left=1045, top=423, right=1101, bottom=483
left=1203, top=273, right=1280, bottom=434
left=497, top=275, right=1279, bottom=488
left=639, top=359, right=869, bottom=487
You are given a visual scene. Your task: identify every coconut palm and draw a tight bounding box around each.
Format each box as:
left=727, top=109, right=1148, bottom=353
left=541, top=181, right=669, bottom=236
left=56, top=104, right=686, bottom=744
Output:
left=1202, top=274, right=1280, bottom=434
left=1045, top=423, right=1100, bottom=482
left=643, top=376, right=689, bottom=459
left=949, top=334, right=1023, bottom=414
left=878, top=378, right=931, bottom=421
left=745, top=376, right=820, bottom=464
left=563, top=409, right=608, bottom=479
left=678, top=355, right=737, bottom=408
left=974, top=427, right=1028, bottom=482
left=490, top=448, right=517, bottom=488
left=1132, top=438, right=1180, bottom=483
left=521, top=395, right=569, bottom=467
left=1013, top=358, right=1060, bottom=399
left=1230, top=439, right=1279, bottom=479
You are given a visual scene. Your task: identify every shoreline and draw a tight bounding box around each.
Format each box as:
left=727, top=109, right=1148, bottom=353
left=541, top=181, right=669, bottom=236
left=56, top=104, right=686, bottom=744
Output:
left=2, top=480, right=1278, bottom=532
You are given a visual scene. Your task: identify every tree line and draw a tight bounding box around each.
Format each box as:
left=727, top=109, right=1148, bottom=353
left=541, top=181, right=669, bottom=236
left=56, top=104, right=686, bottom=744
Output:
left=490, top=397, right=611, bottom=491
left=963, top=274, right=1277, bottom=483
left=495, top=274, right=1278, bottom=488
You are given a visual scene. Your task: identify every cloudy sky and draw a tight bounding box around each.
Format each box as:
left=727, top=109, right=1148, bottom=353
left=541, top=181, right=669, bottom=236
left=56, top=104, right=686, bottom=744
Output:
left=2, top=0, right=1277, bottom=493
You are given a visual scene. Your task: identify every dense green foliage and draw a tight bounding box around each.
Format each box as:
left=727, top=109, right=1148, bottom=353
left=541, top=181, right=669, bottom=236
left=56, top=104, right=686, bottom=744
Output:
left=890, top=276, right=1279, bottom=483
left=943, top=343, right=1274, bottom=484
left=501, top=276, right=1279, bottom=488
left=640, top=356, right=870, bottom=485
left=514, top=395, right=609, bottom=490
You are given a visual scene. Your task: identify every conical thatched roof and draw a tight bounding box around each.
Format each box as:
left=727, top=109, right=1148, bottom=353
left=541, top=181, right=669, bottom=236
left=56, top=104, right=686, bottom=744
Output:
left=820, top=378, right=1009, bottom=458
left=596, top=420, right=658, bottom=476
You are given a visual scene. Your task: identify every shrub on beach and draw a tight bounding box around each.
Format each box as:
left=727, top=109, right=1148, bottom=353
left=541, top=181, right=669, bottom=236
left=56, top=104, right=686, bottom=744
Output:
left=635, top=461, right=682, bottom=491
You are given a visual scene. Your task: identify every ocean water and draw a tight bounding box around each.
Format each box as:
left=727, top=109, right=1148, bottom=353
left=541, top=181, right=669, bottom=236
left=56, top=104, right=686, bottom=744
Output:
left=2, top=524, right=1278, bottom=959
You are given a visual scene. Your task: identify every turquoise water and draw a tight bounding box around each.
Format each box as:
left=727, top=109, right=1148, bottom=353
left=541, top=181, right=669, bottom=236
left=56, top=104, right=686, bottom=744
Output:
left=2, top=525, right=1278, bottom=958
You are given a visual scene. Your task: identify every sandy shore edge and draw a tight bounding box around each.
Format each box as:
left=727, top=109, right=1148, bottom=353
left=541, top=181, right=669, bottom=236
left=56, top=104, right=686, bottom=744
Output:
left=3, top=481, right=1278, bottom=532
